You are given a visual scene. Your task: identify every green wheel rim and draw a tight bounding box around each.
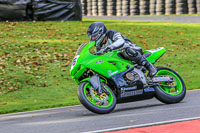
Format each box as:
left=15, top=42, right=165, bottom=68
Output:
left=156, top=70, right=183, bottom=95
left=83, top=82, right=114, bottom=108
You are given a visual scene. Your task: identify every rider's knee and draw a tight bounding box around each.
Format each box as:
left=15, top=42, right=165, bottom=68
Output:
left=125, top=47, right=138, bottom=57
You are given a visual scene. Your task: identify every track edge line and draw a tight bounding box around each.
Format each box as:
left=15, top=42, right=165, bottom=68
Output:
left=85, top=116, right=200, bottom=133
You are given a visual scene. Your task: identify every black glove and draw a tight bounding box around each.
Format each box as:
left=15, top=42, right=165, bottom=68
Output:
left=102, top=45, right=113, bottom=53
left=94, top=46, right=113, bottom=55
left=94, top=51, right=103, bottom=55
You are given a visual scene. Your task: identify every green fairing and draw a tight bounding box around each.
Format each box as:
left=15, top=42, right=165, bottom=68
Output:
left=70, top=41, right=166, bottom=83
left=144, top=47, right=166, bottom=64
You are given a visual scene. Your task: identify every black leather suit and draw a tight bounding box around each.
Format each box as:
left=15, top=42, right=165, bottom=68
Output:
left=98, top=29, right=146, bottom=66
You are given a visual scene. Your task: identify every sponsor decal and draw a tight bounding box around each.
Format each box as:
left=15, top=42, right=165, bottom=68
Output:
left=96, top=60, right=104, bottom=64
left=121, top=86, right=137, bottom=91
left=121, top=89, right=143, bottom=98
left=144, top=87, right=155, bottom=92
left=153, top=77, right=170, bottom=82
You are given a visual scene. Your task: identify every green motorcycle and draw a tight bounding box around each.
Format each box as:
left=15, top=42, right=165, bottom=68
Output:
left=70, top=41, right=186, bottom=114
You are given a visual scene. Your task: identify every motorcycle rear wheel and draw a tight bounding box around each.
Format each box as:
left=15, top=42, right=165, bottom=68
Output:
left=77, top=81, right=116, bottom=114
left=154, top=67, right=186, bottom=104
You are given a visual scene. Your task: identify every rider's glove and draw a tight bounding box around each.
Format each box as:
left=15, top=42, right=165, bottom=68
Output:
left=102, top=45, right=113, bottom=53
left=95, top=45, right=113, bottom=55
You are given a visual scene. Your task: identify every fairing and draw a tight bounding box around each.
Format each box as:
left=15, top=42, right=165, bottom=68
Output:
left=70, top=41, right=166, bottom=84
left=70, top=41, right=133, bottom=83
left=144, top=47, right=166, bottom=64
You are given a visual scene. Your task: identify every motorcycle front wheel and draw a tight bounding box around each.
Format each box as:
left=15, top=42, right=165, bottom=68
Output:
left=154, top=67, right=186, bottom=104
left=77, top=81, right=116, bottom=114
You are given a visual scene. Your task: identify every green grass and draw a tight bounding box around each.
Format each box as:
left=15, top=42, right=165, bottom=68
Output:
left=0, top=19, right=199, bottom=114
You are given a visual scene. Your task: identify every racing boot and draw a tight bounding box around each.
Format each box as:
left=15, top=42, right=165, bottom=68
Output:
left=123, top=47, right=157, bottom=77
left=141, top=59, right=157, bottom=77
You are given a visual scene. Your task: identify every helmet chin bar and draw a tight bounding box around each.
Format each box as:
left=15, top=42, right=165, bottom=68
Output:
left=96, top=34, right=106, bottom=51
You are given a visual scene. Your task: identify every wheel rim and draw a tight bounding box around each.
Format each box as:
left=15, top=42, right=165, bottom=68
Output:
left=83, top=82, right=114, bottom=108
left=156, top=70, right=183, bottom=95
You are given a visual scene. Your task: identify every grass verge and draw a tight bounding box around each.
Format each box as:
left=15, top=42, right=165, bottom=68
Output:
left=0, top=19, right=199, bottom=114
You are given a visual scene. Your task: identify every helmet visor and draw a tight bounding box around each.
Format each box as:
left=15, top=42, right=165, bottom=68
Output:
left=91, top=34, right=98, bottom=41
left=88, top=33, right=100, bottom=41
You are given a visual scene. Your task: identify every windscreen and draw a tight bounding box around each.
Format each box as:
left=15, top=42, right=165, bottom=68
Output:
left=75, top=43, right=88, bottom=56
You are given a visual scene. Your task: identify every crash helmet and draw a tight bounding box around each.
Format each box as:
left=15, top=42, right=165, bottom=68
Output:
left=87, top=22, right=107, bottom=50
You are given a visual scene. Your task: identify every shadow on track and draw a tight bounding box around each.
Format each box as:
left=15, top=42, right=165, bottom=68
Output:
left=78, top=103, right=165, bottom=117
left=113, top=103, right=165, bottom=113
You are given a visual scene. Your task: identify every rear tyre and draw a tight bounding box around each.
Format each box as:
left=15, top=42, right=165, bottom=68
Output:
left=154, top=67, right=186, bottom=104
left=78, top=81, right=116, bottom=114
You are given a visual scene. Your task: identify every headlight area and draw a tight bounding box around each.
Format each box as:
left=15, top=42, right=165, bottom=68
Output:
left=71, top=65, right=87, bottom=83
left=78, top=69, right=95, bottom=82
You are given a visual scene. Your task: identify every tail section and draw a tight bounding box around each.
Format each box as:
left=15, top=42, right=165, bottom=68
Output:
left=143, top=47, right=166, bottom=64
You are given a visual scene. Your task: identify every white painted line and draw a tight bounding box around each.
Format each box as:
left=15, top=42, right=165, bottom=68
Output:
left=187, top=89, right=200, bottom=92
left=86, top=116, right=200, bottom=133
left=0, top=105, right=82, bottom=117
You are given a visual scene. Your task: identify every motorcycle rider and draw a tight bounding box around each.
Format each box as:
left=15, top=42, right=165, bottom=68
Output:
left=87, top=22, right=157, bottom=77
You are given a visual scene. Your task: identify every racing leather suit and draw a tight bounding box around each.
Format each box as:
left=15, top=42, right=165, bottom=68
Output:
left=98, top=29, right=157, bottom=77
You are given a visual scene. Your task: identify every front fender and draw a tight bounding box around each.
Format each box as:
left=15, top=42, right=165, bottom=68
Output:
left=80, top=75, right=105, bottom=94
left=80, top=77, right=91, bottom=83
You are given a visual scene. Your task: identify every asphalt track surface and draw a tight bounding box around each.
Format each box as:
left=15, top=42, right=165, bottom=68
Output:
left=85, top=16, right=200, bottom=24
left=0, top=89, right=200, bottom=133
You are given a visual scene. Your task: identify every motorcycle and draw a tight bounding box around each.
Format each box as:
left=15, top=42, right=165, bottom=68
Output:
left=70, top=41, right=186, bottom=114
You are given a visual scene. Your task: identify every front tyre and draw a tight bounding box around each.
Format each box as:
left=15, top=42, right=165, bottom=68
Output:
left=154, top=67, right=186, bottom=104
left=78, top=82, right=116, bottom=114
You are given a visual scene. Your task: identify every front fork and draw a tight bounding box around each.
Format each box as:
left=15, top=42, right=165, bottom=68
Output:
left=89, top=74, right=103, bottom=94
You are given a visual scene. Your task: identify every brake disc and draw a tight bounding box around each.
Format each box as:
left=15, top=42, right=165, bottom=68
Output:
left=89, top=87, right=108, bottom=103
